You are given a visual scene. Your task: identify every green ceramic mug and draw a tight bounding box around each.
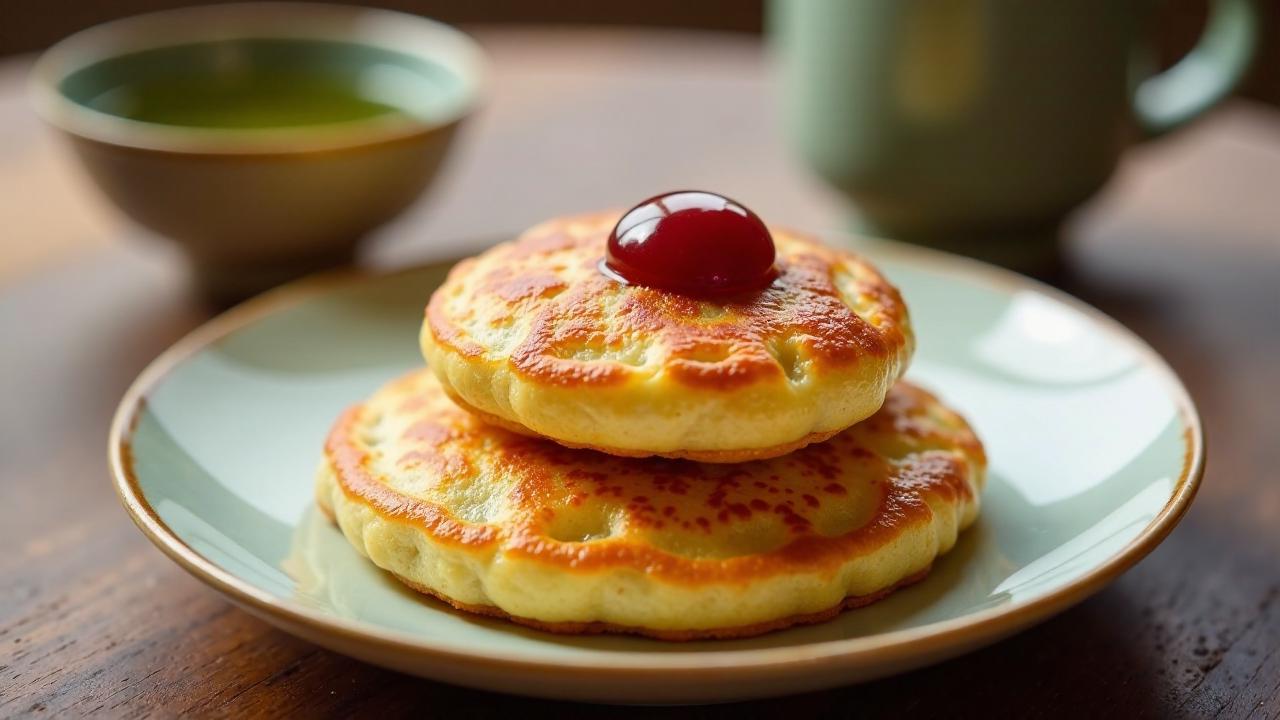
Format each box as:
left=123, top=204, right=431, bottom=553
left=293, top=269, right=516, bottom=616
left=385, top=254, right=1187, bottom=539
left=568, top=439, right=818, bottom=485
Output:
left=771, top=0, right=1258, bottom=270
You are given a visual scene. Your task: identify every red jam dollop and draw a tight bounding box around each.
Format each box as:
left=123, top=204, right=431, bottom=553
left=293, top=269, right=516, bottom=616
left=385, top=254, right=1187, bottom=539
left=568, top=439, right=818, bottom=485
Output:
left=602, top=191, right=777, bottom=296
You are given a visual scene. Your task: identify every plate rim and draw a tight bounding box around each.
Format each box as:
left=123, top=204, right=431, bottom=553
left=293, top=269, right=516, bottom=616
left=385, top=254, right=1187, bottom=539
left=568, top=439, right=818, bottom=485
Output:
left=108, top=240, right=1205, bottom=676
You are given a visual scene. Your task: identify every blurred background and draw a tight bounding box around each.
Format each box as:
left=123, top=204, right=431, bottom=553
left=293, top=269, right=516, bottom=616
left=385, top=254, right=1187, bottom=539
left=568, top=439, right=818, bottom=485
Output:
left=2, top=0, right=1279, bottom=289
left=3, top=0, right=1279, bottom=105
left=3, top=2, right=1279, bottom=715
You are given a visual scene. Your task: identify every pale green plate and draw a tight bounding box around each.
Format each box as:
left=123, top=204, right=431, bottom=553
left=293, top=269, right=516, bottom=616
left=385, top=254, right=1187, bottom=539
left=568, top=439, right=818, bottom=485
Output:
left=110, top=242, right=1202, bottom=704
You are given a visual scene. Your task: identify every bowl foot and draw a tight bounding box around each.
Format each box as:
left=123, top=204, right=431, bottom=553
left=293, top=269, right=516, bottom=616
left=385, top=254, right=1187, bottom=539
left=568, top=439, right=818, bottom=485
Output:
left=190, top=246, right=357, bottom=307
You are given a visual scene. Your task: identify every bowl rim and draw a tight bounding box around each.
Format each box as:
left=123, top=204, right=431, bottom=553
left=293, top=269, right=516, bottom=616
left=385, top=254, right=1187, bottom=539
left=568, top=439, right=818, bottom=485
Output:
left=106, top=237, right=1206, bottom=680
left=29, top=2, right=487, bottom=155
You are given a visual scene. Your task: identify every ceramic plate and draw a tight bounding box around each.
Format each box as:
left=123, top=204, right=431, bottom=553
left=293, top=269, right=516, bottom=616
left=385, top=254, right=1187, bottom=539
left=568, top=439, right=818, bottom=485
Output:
left=110, top=241, right=1202, bottom=703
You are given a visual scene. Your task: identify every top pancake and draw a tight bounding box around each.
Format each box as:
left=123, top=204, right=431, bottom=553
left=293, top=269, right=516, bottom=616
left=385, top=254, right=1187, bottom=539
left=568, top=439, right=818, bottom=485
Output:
left=421, top=211, right=914, bottom=461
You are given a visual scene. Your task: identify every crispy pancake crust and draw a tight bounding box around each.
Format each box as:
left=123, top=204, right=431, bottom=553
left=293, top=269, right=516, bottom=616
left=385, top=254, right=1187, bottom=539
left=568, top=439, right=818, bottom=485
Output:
left=389, top=568, right=931, bottom=641
left=440, top=385, right=843, bottom=463
left=421, top=212, right=914, bottom=460
left=317, top=370, right=984, bottom=637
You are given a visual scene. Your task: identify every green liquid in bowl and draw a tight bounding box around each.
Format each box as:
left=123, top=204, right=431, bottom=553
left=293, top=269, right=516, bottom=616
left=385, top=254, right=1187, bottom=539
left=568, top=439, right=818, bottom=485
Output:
left=60, top=38, right=460, bottom=129
left=86, top=71, right=400, bottom=127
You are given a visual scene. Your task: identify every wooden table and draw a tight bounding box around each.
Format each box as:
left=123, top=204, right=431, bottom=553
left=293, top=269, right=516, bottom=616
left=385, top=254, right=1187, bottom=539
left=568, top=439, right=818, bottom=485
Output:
left=3, top=28, right=1278, bottom=717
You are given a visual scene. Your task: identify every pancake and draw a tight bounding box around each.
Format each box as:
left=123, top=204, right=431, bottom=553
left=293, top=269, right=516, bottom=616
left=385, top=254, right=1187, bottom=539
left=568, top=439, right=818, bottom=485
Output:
left=316, top=369, right=985, bottom=640
left=420, top=212, right=914, bottom=462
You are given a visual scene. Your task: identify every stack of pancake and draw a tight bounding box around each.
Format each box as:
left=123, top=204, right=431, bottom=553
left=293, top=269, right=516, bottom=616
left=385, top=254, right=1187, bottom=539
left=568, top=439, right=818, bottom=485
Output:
left=316, top=211, right=986, bottom=640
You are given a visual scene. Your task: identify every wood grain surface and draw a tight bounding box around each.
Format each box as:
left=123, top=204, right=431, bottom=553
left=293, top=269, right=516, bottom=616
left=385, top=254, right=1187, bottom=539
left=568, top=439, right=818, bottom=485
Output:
left=2, top=28, right=1278, bottom=718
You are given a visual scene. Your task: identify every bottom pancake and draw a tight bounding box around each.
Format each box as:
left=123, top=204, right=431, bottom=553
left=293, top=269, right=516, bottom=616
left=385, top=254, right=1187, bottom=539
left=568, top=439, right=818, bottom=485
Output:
left=391, top=567, right=932, bottom=641
left=318, top=498, right=932, bottom=640
left=317, top=369, right=986, bottom=640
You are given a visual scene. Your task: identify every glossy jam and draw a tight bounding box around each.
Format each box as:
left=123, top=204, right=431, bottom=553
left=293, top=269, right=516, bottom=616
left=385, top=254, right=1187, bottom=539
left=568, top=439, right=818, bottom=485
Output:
left=603, top=191, right=776, bottom=296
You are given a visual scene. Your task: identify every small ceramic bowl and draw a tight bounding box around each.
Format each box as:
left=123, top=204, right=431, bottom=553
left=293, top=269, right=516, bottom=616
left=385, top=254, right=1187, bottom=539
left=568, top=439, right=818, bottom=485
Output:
left=31, top=3, right=484, bottom=302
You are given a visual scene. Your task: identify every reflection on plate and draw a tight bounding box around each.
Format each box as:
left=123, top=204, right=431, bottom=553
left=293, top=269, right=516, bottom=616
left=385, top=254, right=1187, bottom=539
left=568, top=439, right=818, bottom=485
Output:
left=111, top=241, right=1202, bottom=703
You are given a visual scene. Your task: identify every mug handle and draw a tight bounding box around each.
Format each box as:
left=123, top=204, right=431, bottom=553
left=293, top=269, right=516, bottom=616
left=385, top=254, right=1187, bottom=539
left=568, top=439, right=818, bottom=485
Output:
left=1132, top=0, right=1259, bottom=137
